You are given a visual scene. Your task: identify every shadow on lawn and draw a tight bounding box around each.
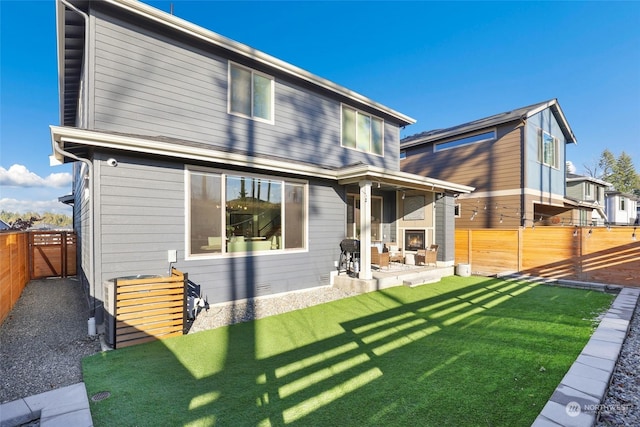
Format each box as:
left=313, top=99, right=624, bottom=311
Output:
left=88, top=276, right=601, bottom=426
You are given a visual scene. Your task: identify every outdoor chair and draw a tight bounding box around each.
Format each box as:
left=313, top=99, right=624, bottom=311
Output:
left=371, top=246, right=390, bottom=269
left=387, top=244, right=404, bottom=263
left=416, top=244, right=439, bottom=266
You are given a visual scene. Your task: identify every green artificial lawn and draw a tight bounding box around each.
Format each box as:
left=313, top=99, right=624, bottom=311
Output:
left=83, top=276, right=613, bottom=426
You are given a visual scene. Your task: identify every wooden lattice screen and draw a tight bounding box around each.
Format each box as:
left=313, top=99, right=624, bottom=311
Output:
left=111, top=268, right=187, bottom=348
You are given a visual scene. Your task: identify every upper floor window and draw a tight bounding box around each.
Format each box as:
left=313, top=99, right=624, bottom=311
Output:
left=585, top=183, right=592, bottom=198
left=434, top=130, right=496, bottom=152
left=539, top=130, right=558, bottom=168
left=341, top=106, right=384, bottom=156
left=399, top=150, right=407, bottom=160
left=229, top=62, right=274, bottom=123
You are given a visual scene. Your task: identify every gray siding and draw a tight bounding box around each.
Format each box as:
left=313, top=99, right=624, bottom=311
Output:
left=92, top=151, right=346, bottom=305
left=72, top=162, right=92, bottom=307
left=90, top=8, right=400, bottom=171
left=435, top=194, right=455, bottom=263
left=566, top=181, right=581, bottom=200
left=94, top=152, right=184, bottom=284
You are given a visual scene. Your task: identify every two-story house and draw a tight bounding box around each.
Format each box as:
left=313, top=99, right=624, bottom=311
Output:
left=605, top=191, right=639, bottom=225
left=51, top=0, right=472, bottom=324
left=400, top=99, right=589, bottom=229
left=565, top=173, right=610, bottom=226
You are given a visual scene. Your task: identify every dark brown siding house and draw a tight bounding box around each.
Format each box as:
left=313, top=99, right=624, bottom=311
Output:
left=400, top=99, right=590, bottom=229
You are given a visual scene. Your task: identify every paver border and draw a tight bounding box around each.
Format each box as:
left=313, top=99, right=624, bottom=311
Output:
left=531, top=285, right=639, bottom=427
left=0, top=382, right=92, bottom=427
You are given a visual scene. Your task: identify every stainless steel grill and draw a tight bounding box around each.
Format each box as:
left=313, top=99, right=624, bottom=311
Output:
left=338, top=239, right=360, bottom=276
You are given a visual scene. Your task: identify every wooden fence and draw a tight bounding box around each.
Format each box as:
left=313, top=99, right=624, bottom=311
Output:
left=456, top=226, right=640, bottom=287
left=30, top=231, right=77, bottom=279
left=106, top=268, right=187, bottom=348
left=0, top=230, right=77, bottom=325
left=0, top=232, right=30, bottom=324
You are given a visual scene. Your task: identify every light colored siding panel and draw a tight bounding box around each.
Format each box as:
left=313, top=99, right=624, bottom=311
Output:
left=93, top=150, right=345, bottom=303
left=91, top=11, right=400, bottom=171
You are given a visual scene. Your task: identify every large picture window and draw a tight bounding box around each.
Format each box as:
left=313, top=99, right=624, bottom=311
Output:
left=341, top=106, right=384, bottom=156
left=229, top=63, right=274, bottom=123
left=188, top=169, right=306, bottom=256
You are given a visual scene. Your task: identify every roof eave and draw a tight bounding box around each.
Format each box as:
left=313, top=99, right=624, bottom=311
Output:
left=100, top=0, right=415, bottom=126
left=55, top=1, right=67, bottom=126
left=525, top=99, right=577, bottom=145
left=50, top=127, right=473, bottom=194
left=337, top=164, right=475, bottom=194
left=50, top=126, right=337, bottom=180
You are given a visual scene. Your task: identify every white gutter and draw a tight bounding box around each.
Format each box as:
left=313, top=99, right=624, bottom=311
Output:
left=50, top=126, right=474, bottom=195
left=337, top=163, right=475, bottom=194
left=55, top=1, right=97, bottom=318
left=50, top=126, right=338, bottom=180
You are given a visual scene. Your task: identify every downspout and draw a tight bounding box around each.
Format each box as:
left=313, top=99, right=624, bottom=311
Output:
left=52, top=140, right=94, bottom=313
left=57, top=1, right=97, bottom=322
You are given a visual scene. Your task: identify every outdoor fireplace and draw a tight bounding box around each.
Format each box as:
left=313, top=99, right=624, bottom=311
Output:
left=405, top=230, right=425, bottom=251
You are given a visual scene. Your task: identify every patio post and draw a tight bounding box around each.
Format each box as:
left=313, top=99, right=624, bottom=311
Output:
left=359, top=180, right=372, bottom=280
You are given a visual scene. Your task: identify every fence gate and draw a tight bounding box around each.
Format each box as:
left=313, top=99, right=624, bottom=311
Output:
left=30, top=231, right=77, bottom=279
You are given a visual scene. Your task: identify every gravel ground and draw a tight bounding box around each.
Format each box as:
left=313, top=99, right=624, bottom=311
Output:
left=0, top=278, right=101, bottom=404
left=595, top=293, right=640, bottom=426
left=1, top=278, right=638, bottom=426
left=188, top=285, right=360, bottom=332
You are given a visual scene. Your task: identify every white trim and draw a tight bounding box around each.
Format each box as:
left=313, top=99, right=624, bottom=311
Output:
left=97, top=0, right=415, bottom=126
left=336, top=163, right=474, bottom=194
left=340, top=104, right=385, bottom=157
left=51, top=126, right=337, bottom=180
left=50, top=126, right=474, bottom=195
left=184, top=165, right=309, bottom=259
left=433, top=128, right=496, bottom=152
left=228, top=61, right=275, bottom=125
left=525, top=99, right=576, bottom=144
left=346, top=193, right=383, bottom=239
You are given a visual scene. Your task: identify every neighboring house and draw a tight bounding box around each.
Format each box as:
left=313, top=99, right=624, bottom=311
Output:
left=605, top=191, right=639, bottom=225
left=565, top=173, right=611, bottom=226
left=0, top=220, right=10, bottom=231
left=400, top=99, right=589, bottom=228
left=51, top=0, right=472, bottom=324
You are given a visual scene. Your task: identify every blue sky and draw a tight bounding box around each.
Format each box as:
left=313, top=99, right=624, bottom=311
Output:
left=1, top=0, right=639, bottom=215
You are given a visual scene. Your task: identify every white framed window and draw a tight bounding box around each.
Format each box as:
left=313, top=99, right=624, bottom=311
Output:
left=454, top=204, right=461, bottom=218
left=228, top=62, right=274, bottom=124
left=341, top=106, right=384, bottom=156
left=186, top=167, right=306, bottom=257
left=585, top=183, right=592, bottom=199
left=346, top=194, right=383, bottom=240
left=434, top=130, right=496, bottom=152
left=539, top=130, right=558, bottom=168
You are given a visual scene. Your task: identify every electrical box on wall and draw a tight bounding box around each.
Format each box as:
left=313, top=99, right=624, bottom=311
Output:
left=168, top=249, right=177, bottom=263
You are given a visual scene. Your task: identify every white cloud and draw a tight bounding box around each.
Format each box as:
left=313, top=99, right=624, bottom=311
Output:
left=0, top=198, right=72, bottom=215
left=0, top=164, right=72, bottom=188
